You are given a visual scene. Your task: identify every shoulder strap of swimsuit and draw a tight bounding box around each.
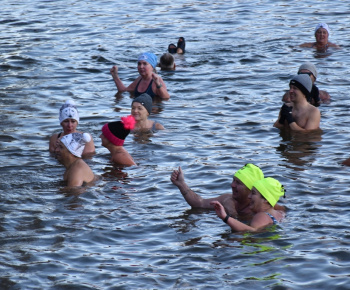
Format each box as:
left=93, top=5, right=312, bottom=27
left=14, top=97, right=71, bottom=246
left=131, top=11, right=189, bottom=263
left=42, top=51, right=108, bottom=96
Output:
left=265, top=212, right=277, bottom=225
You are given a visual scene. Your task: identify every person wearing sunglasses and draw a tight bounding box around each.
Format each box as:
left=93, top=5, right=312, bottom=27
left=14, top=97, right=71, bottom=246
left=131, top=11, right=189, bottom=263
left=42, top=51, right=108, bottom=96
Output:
left=282, top=62, right=330, bottom=106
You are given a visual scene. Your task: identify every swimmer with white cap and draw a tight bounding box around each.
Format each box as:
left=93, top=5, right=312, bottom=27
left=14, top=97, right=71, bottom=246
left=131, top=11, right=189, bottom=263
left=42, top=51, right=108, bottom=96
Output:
left=300, top=23, right=340, bottom=51
left=55, top=132, right=95, bottom=187
left=49, top=99, right=95, bottom=156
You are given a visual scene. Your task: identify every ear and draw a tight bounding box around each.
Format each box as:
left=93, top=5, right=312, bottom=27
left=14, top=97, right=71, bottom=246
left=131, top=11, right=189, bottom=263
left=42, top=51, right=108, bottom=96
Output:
left=173, top=63, right=176, bottom=70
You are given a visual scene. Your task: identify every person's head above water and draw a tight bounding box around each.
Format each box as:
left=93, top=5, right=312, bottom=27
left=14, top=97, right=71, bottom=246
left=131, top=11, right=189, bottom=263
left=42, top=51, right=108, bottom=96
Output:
left=59, top=99, right=79, bottom=124
left=314, top=23, right=330, bottom=37
left=252, top=177, right=285, bottom=207
left=138, top=52, right=157, bottom=69
left=159, top=53, right=175, bottom=71
left=132, top=93, right=153, bottom=115
left=298, top=62, right=317, bottom=80
left=289, top=74, right=312, bottom=98
left=101, top=115, right=136, bottom=146
left=234, top=163, right=264, bottom=190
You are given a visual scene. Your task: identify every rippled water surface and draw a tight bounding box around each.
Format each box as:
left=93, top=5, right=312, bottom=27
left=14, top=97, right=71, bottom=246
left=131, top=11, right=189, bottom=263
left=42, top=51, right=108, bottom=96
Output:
left=1, top=0, right=350, bottom=289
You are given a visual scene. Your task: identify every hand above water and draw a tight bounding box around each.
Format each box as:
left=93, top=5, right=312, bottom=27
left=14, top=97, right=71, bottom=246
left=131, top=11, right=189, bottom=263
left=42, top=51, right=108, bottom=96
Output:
left=210, top=200, right=226, bottom=220
left=170, top=166, right=186, bottom=187
left=152, top=72, right=161, bottom=87
left=110, top=65, right=119, bottom=79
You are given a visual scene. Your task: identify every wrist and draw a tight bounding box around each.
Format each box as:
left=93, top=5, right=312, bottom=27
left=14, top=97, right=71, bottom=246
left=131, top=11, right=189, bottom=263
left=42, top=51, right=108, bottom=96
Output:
left=223, top=214, right=230, bottom=223
left=156, top=83, right=163, bottom=89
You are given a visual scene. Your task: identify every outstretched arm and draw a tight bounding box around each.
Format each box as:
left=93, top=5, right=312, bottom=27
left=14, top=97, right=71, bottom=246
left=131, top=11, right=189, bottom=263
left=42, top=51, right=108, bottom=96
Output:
left=171, top=167, right=237, bottom=216
left=211, top=201, right=255, bottom=231
left=171, top=166, right=209, bottom=208
left=211, top=201, right=272, bottom=232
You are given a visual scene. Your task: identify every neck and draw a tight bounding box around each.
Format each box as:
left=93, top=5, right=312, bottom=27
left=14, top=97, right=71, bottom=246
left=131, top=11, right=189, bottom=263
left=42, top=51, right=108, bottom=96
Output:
left=315, top=41, right=328, bottom=51
left=237, top=198, right=251, bottom=212
left=106, top=144, right=124, bottom=155
left=141, top=74, right=152, bottom=81
left=262, top=204, right=273, bottom=213
left=292, top=96, right=309, bottom=108
left=63, top=156, right=79, bottom=169
left=135, top=118, right=150, bottom=129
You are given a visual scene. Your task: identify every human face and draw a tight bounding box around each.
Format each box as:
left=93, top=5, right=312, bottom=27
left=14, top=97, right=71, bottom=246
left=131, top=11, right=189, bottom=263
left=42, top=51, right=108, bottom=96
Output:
left=315, top=28, right=329, bottom=45
left=61, top=118, right=78, bottom=135
left=137, top=60, right=153, bottom=77
left=99, top=133, right=109, bottom=147
left=298, top=69, right=316, bottom=83
left=248, top=187, right=266, bottom=213
left=289, top=84, right=304, bottom=102
left=231, top=176, right=251, bottom=202
left=55, top=140, right=68, bottom=163
left=131, top=102, right=149, bottom=121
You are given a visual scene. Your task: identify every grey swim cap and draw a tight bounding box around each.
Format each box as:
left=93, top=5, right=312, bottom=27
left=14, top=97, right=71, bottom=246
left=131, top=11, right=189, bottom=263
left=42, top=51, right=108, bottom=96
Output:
left=132, top=93, right=153, bottom=115
left=289, top=74, right=312, bottom=97
left=298, top=62, right=318, bottom=79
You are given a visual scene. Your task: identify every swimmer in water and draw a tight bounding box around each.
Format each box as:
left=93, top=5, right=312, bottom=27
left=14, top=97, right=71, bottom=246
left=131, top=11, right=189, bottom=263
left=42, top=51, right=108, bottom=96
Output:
left=131, top=93, right=164, bottom=132
left=274, top=74, right=321, bottom=131
left=55, top=132, right=95, bottom=187
left=49, top=99, right=95, bottom=157
left=110, top=52, right=170, bottom=100
left=171, top=163, right=285, bottom=219
left=159, top=53, right=176, bottom=71
left=300, top=23, right=340, bottom=52
left=211, top=177, right=285, bottom=232
left=282, top=62, right=330, bottom=106
left=100, top=115, right=136, bottom=167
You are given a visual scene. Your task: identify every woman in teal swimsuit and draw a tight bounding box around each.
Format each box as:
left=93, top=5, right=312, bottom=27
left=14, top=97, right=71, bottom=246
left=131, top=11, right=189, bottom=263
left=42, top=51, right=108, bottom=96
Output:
left=211, top=177, right=285, bottom=232
left=110, top=52, right=170, bottom=100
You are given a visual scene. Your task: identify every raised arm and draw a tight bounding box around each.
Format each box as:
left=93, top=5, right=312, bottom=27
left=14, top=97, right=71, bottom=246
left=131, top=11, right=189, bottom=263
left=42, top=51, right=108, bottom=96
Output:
left=170, top=166, right=236, bottom=216
left=82, top=133, right=95, bottom=156
left=152, top=72, right=170, bottom=100
left=110, top=65, right=138, bottom=92
left=170, top=166, right=209, bottom=208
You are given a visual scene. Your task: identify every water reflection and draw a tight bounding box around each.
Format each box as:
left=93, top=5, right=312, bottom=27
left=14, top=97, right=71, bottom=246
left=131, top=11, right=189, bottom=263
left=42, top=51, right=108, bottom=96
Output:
left=276, top=130, right=322, bottom=170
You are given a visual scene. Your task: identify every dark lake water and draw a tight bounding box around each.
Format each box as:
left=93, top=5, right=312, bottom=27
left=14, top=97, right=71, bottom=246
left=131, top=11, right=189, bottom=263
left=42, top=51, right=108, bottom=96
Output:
left=1, top=0, right=350, bottom=289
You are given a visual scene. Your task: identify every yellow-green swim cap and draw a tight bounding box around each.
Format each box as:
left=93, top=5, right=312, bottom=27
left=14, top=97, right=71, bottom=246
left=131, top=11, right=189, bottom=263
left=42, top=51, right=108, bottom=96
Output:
left=234, top=163, right=264, bottom=190
left=253, top=177, right=285, bottom=207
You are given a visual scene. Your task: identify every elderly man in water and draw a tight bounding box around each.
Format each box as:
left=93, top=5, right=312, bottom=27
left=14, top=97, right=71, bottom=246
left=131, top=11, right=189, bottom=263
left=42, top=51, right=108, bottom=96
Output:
left=300, top=23, right=340, bottom=52
left=171, top=163, right=285, bottom=219
left=55, top=132, right=95, bottom=187
left=274, top=74, right=321, bottom=131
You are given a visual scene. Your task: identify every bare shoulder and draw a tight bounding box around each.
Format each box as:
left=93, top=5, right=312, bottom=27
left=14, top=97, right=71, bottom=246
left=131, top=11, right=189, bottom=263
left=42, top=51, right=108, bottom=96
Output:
left=309, top=103, right=321, bottom=114
left=300, top=42, right=314, bottom=48
left=328, top=42, right=340, bottom=48
left=319, top=90, right=331, bottom=103
left=250, top=212, right=274, bottom=228
left=155, top=122, right=164, bottom=130
left=50, top=133, right=59, bottom=142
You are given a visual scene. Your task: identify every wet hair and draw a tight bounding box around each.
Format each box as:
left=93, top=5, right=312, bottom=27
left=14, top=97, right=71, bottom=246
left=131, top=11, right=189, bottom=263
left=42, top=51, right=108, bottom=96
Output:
left=159, top=53, right=175, bottom=71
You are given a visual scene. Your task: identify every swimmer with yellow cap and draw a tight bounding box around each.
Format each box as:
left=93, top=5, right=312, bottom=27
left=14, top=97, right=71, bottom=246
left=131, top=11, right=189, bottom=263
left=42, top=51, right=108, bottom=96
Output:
left=211, top=177, right=286, bottom=232
left=171, top=163, right=285, bottom=219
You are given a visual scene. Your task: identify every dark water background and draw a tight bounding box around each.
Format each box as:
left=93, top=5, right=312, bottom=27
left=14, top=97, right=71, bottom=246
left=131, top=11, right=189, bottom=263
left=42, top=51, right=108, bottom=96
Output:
left=1, top=0, right=350, bottom=289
